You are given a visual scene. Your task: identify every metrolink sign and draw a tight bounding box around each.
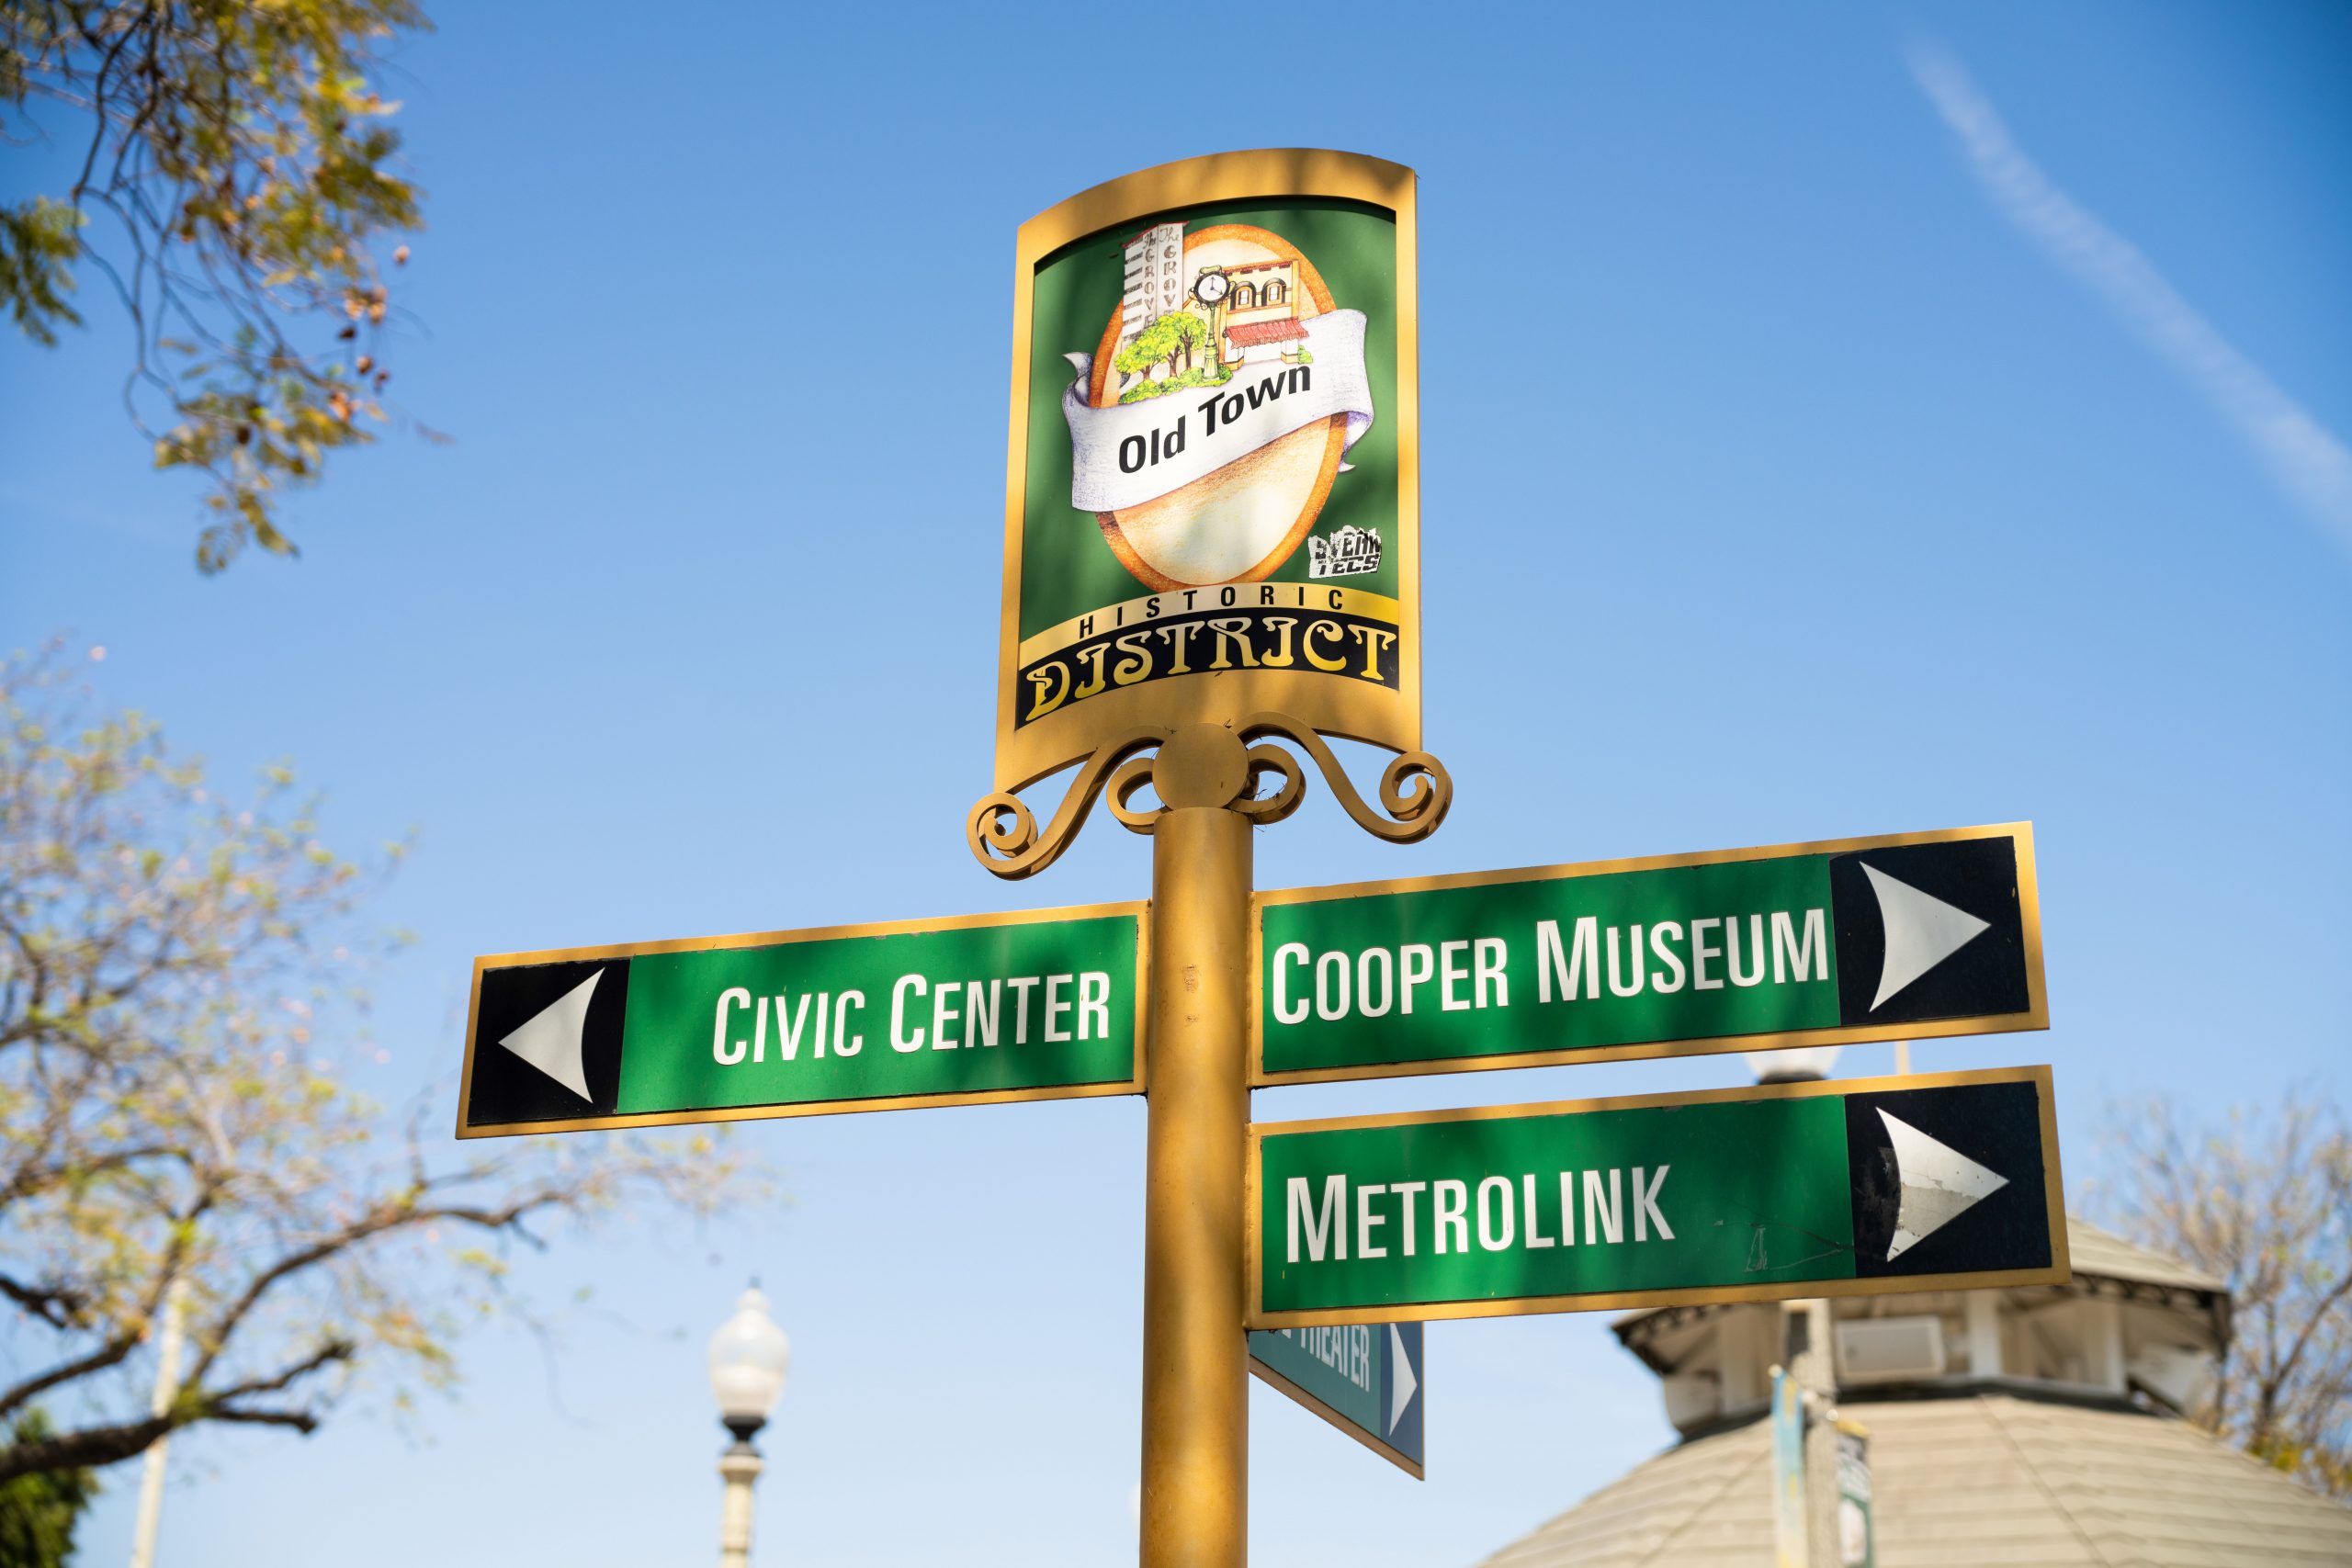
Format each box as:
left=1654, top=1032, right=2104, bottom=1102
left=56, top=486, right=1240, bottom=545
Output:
left=1248, top=1066, right=2066, bottom=1328
left=1253, top=823, right=2045, bottom=1084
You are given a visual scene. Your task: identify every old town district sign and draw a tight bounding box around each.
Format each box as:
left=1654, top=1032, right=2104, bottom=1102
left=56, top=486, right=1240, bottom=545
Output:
left=994, top=150, right=1422, bottom=792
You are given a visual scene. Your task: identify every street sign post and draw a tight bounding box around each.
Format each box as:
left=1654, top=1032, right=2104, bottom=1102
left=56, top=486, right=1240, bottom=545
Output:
left=458, top=904, right=1145, bottom=1136
left=1248, top=1066, right=2065, bottom=1328
left=455, top=139, right=2071, bottom=1568
left=970, top=145, right=1445, bottom=1568
left=1255, top=823, right=2044, bottom=1085
left=1249, top=1321, right=1425, bottom=1477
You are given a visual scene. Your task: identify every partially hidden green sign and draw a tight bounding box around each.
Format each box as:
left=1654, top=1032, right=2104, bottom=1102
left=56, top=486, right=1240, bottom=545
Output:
left=1249, top=1320, right=1425, bottom=1477
left=458, top=906, right=1145, bottom=1136
left=1248, top=1067, right=2066, bottom=1327
left=1254, top=824, right=2044, bottom=1084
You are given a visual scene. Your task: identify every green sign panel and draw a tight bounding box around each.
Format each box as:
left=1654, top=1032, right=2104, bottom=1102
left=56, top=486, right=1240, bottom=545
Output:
left=1249, top=1320, right=1425, bottom=1477
left=1248, top=1067, right=2065, bottom=1327
left=1255, top=824, right=2044, bottom=1084
left=458, top=905, right=1145, bottom=1136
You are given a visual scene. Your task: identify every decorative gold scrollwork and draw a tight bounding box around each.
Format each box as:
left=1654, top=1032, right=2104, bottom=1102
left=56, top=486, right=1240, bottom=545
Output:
left=1233, top=742, right=1304, bottom=825
left=965, top=725, right=1170, bottom=880
left=966, top=713, right=1452, bottom=878
left=1232, top=713, right=1452, bottom=843
left=1106, top=753, right=1163, bottom=834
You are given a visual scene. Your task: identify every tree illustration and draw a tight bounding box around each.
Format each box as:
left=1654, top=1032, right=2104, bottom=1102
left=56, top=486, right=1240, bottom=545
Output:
left=1114, top=317, right=1175, bottom=383
left=1163, top=311, right=1207, bottom=374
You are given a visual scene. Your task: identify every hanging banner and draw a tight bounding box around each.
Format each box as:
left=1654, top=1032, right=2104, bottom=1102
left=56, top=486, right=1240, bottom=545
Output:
left=995, top=149, right=1421, bottom=791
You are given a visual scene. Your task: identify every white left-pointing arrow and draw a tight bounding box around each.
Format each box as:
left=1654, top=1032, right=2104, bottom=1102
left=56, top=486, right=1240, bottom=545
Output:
left=1387, top=1325, right=1418, bottom=1437
left=1880, top=1109, right=2007, bottom=1260
left=496, top=969, right=601, bottom=1101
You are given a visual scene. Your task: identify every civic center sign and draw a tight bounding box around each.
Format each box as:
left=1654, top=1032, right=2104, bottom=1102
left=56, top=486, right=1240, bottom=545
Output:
left=457, top=905, right=1145, bottom=1135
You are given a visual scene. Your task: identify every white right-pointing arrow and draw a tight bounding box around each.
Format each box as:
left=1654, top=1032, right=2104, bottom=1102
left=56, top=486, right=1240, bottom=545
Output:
left=1861, top=863, right=1992, bottom=1011
left=1387, top=1325, right=1418, bottom=1437
left=496, top=969, right=601, bottom=1101
left=1880, top=1109, right=2008, bottom=1260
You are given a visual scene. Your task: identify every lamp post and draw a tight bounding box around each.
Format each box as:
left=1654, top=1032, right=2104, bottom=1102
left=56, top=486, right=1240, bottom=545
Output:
left=707, top=1285, right=790, bottom=1568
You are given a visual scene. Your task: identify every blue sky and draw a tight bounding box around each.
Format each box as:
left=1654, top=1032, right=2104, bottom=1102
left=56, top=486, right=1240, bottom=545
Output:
left=5, top=2, right=2348, bottom=1564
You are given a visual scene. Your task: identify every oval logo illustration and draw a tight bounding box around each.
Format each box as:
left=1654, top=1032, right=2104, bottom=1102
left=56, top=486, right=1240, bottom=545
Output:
left=1070, top=223, right=1371, bottom=592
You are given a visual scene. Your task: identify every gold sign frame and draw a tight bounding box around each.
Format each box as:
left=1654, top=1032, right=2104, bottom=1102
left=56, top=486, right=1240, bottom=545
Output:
left=994, top=149, right=1422, bottom=794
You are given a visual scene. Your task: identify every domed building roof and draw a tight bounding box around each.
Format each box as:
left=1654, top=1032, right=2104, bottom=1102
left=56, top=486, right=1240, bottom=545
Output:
left=1471, top=1219, right=2352, bottom=1568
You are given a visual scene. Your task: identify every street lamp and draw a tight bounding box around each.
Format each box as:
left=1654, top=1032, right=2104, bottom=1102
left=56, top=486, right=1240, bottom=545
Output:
left=707, top=1284, right=790, bottom=1568
left=1747, top=1044, right=1842, bottom=1085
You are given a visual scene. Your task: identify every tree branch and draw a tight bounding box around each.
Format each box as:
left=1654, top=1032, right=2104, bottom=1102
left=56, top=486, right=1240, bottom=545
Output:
left=2259, top=1264, right=2352, bottom=1437
left=0, top=1336, right=353, bottom=1485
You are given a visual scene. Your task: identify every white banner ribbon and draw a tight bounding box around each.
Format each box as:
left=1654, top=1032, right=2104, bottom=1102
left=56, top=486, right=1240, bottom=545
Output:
left=1062, top=309, right=1375, bottom=513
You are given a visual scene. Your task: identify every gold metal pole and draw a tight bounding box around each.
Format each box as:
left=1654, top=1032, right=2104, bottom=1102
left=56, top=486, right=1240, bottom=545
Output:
left=1138, top=727, right=1254, bottom=1568
left=967, top=715, right=1450, bottom=1568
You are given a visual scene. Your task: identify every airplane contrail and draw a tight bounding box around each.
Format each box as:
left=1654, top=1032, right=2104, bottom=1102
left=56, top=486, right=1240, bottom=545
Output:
left=1909, top=40, right=2352, bottom=563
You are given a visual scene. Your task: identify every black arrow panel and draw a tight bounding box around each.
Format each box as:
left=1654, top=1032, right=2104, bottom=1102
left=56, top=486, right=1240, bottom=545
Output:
left=1830, top=836, right=2031, bottom=1029
left=1844, top=1077, right=2052, bottom=1280
left=463, top=958, right=632, bottom=1128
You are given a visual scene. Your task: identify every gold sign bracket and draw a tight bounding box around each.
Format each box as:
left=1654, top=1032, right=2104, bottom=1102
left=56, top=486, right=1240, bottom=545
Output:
left=967, top=713, right=1453, bottom=880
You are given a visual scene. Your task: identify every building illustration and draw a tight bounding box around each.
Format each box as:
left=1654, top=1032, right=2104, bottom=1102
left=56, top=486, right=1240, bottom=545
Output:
left=1111, top=226, right=1320, bottom=398
left=1209, top=257, right=1307, bottom=367
left=1120, top=222, right=1187, bottom=368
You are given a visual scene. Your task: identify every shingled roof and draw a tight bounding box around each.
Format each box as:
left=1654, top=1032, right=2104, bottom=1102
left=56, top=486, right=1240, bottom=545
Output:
left=1474, top=1391, right=2352, bottom=1568
left=2064, top=1219, right=2228, bottom=1295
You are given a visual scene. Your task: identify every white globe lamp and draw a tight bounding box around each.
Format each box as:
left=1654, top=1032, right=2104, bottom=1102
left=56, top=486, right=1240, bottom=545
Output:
left=707, top=1284, right=789, bottom=1568
left=708, top=1284, right=791, bottom=1439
